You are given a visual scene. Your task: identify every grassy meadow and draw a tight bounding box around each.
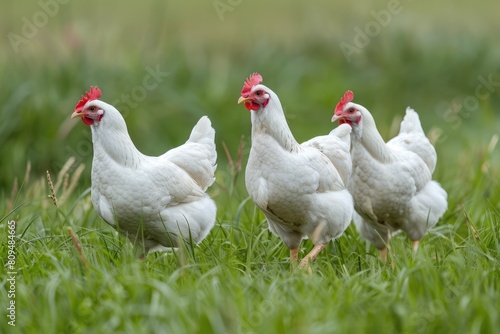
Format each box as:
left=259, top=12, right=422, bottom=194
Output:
left=1, top=0, right=500, bottom=333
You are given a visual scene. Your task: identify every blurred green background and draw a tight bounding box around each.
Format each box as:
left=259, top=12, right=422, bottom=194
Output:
left=1, top=0, right=499, bottom=191
left=2, top=3, right=499, bottom=333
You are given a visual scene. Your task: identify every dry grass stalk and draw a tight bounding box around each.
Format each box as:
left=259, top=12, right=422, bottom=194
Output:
left=222, top=136, right=244, bottom=175
left=47, top=170, right=58, bottom=208
left=60, top=163, right=85, bottom=204
left=24, top=161, right=31, bottom=185
left=68, top=227, right=89, bottom=271
left=54, top=156, right=76, bottom=193
left=45, top=157, right=86, bottom=206
left=463, top=210, right=480, bottom=242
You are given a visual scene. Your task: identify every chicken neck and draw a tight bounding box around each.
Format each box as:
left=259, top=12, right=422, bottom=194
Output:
left=90, top=116, right=145, bottom=168
left=250, top=97, right=300, bottom=153
left=352, top=111, right=395, bottom=163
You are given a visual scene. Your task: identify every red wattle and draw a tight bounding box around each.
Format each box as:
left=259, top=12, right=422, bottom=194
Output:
left=82, top=117, right=94, bottom=126
left=244, top=101, right=260, bottom=111
left=339, top=119, right=352, bottom=126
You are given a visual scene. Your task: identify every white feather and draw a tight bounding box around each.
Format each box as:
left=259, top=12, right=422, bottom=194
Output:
left=83, top=100, right=217, bottom=256
left=245, top=84, right=353, bottom=250
left=343, top=102, right=447, bottom=249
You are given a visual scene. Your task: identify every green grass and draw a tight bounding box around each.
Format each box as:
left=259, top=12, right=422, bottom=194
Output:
left=1, top=150, right=499, bottom=334
left=1, top=1, right=500, bottom=333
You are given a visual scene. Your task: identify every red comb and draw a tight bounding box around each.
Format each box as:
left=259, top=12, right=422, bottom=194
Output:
left=241, top=73, right=263, bottom=97
left=75, top=86, right=102, bottom=111
left=334, top=90, right=354, bottom=115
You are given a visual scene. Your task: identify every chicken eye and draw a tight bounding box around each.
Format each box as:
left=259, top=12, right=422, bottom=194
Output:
left=89, top=106, right=95, bottom=112
left=348, top=108, right=355, bottom=113
left=255, top=91, right=262, bottom=96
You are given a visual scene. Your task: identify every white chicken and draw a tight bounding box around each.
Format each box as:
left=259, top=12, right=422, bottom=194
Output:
left=238, top=73, right=353, bottom=268
left=71, top=86, right=217, bottom=257
left=331, top=90, right=447, bottom=260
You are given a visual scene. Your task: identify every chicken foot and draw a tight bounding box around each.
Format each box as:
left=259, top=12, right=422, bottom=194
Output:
left=298, top=243, right=327, bottom=269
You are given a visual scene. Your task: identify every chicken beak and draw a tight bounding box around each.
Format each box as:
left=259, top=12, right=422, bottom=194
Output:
left=71, top=111, right=84, bottom=119
left=331, top=114, right=342, bottom=123
left=238, top=96, right=251, bottom=104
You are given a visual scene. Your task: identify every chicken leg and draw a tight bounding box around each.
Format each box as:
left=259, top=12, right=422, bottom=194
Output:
left=412, top=240, right=420, bottom=251
left=379, top=248, right=387, bottom=262
left=290, top=247, right=300, bottom=263
left=298, top=243, right=327, bottom=269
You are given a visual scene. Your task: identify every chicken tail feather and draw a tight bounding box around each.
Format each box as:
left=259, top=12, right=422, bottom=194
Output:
left=399, top=108, right=424, bottom=134
left=188, top=116, right=215, bottom=144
